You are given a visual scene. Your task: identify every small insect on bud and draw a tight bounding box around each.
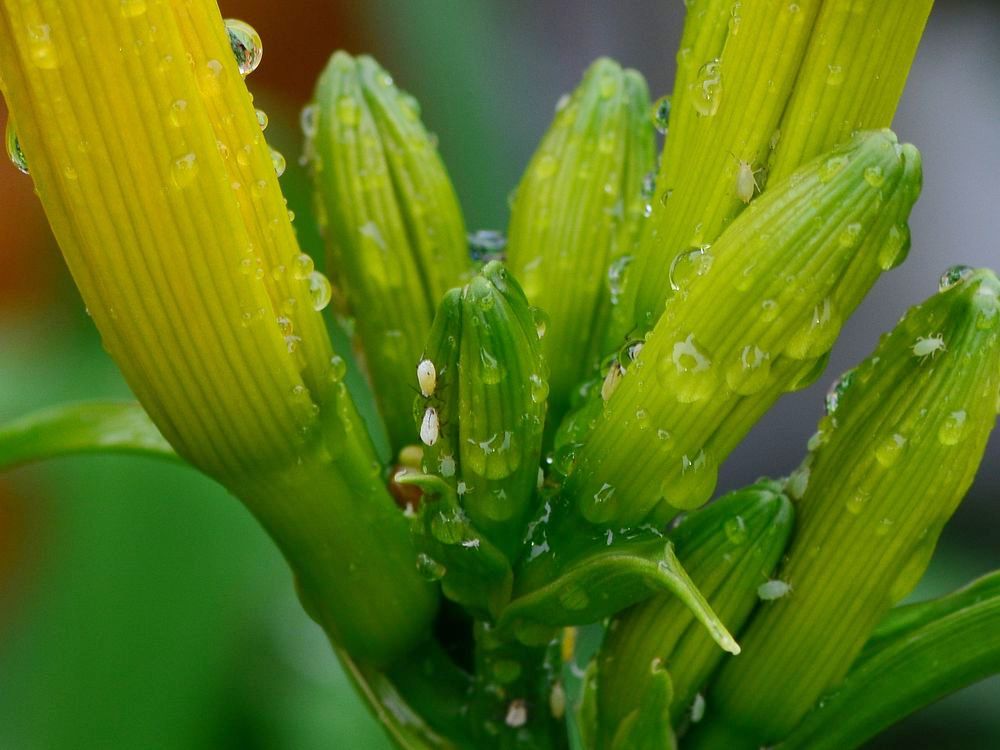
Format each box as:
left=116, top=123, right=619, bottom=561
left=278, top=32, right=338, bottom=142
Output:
left=757, top=579, right=792, bottom=601
left=417, top=358, right=437, bottom=397
left=420, top=407, right=439, bottom=446
left=733, top=155, right=762, bottom=204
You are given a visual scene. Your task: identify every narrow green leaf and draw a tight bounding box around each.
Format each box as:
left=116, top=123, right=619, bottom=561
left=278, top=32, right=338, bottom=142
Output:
left=508, top=57, right=654, bottom=423
left=0, top=401, right=177, bottom=470
left=568, top=131, right=922, bottom=527
left=500, top=498, right=738, bottom=657
left=780, top=578, right=1000, bottom=750
left=695, top=269, right=1000, bottom=748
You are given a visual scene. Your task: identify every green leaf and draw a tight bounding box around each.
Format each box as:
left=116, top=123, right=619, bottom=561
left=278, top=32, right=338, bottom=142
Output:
left=780, top=574, right=1000, bottom=750
left=695, top=269, right=1000, bottom=748
left=507, top=57, right=654, bottom=423
left=499, top=501, right=738, bottom=656
left=0, top=401, right=178, bottom=471
left=567, top=130, right=922, bottom=527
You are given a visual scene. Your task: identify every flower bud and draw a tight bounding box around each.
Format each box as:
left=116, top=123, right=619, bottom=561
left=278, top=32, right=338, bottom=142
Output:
left=596, top=483, right=793, bottom=747
left=310, top=52, right=471, bottom=448
left=507, top=57, right=654, bottom=422
left=415, top=262, right=548, bottom=562
left=694, top=269, right=1000, bottom=748
left=567, top=130, right=922, bottom=527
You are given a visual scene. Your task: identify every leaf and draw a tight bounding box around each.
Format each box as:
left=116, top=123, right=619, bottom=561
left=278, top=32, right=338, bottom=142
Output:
left=780, top=576, right=1000, bottom=750
left=499, top=527, right=739, bottom=656
left=0, top=401, right=178, bottom=470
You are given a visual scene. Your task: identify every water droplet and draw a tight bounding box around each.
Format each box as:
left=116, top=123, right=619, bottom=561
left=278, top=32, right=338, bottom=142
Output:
left=786, top=298, right=841, bottom=359
left=336, top=95, right=360, bottom=126
left=844, top=486, right=870, bottom=514
left=724, top=514, right=748, bottom=545
left=825, top=368, right=855, bottom=415
left=479, top=348, right=504, bottom=384
left=826, top=63, right=844, bottom=86
left=529, top=373, right=549, bottom=404
left=468, top=229, right=507, bottom=262
left=535, top=153, right=558, bottom=179
left=271, top=148, right=286, bottom=177
left=26, top=21, right=58, bottom=69
left=608, top=255, right=633, bottom=305
left=120, top=0, right=148, bottom=17
left=690, top=59, right=722, bottom=117
left=531, top=306, right=549, bottom=339
left=598, top=72, right=618, bottom=99
left=300, top=104, right=318, bottom=137
left=307, top=271, right=332, bottom=311
left=171, top=152, right=199, bottom=188
left=818, top=155, right=849, bottom=182
left=198, top=59, right=225, bottom=96
left=875, top=433, right=906, bottom=467
left=839, top=222, right=862, bottom=247
left=662, top=449, right=718, bottom=510
left=669, top=246, right=713, bottom=291
left=492, top=659, right=522, bottom=684
left=327, top=355, right=347, bottom=383
left=938, top=265, right=975, bottom=292
left=725, top=344, right=772, bottom=395
left=225, top=19, right=263, bottom=77
left=416, top=552, right=445, bottom=581
left=652, top=94, right=672, bottom=134
left=167, top=99, right=189, bottom=127
left=878, top=224, right=910, bottom=270
left=875, top=517, right=894, bottom=537
left=938, top=410, right=968, bottom=445
left=863, top=165, right=884, bottom=187
left=760, top=299, right=779, bottom=322
left=660, top=333, right=717, bottom=402
left=558, top=585, right=590, bottom=612
left=255, top=108, right=268, bottom=130
left=292, top=253, right=315, bottom=280
left=5, top=121, right=28, bottom=174
left=635, top=408, right=651, bottom=430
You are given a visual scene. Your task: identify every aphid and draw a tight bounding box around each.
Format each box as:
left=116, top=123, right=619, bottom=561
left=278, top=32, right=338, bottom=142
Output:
left=732, top=153, right=763, bottom=204
left=416, top=358, right=437, bottom=397
left=912, top=333, right=946, bottom=360
left=757, top=578, right=793, bottom=601
left=420, top=406, right=439, bottom=446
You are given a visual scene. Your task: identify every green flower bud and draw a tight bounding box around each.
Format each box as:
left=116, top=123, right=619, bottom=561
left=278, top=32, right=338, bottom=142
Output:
left=566, top=130, right=921, bottom=528
left=596, top=484, right=794, bottom=747
left=507, top=57, right=655, bottom=423
left=416, top=262, right=548, bottom=562
left=693, top=269, right=1000, bottom=748
left=310, top=52, right=472, bottom=449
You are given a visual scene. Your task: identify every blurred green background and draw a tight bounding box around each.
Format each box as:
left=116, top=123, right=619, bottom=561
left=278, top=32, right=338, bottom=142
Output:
left=0, top=1, right=997, bottom=748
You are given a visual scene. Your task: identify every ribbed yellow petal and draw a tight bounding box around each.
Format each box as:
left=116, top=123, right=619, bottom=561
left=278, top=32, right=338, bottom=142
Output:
left=0, top=0, right=435, bottom=666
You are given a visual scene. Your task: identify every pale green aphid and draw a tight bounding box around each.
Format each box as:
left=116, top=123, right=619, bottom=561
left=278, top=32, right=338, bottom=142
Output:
left=758, top=579, right=793, bottom=601
left=733, top=153, right=763, bottom=204
left=912, top=333, right=946, bottom=360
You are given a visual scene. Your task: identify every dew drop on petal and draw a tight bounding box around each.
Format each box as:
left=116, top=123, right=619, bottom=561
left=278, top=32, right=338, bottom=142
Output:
left=225, top=19, right=263, bottom=77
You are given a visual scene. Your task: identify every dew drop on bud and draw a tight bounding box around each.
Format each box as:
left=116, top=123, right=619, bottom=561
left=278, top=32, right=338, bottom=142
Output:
left=225, top=19, right=263, bottom=78
left=938, top=265, right=975, bottom=292
left=652, top=94, right=672, bottom=134
left=690, top=59, right=722, bottom=117
left=5, top=120, right=28, bottom=175
left=270, top=148, right=287, bottom=177
left=307, top=270, right=332, bottom=311
left=468, top=229, right=507, bottom=263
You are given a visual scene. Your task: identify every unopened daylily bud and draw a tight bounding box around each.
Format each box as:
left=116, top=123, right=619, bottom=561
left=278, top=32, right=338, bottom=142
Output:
left=567, top=130, right=922, bottom=527
left=768, top=1, right=934, bottom=183
left=310, top=52, right=472, bottom=449
left=596, top=483, right=793, bottom=747
left=507, top=57, right=654, bottom=423
left=415, top=262, right=547, bottom=562
left=694, top=269, right=1000, bottom=748
left=0, top=0, right=436, bottom=666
